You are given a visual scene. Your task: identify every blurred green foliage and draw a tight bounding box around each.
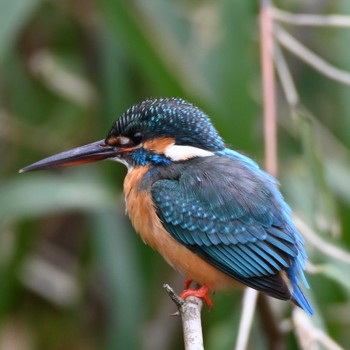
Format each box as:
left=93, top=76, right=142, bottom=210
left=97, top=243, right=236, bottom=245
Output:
left=1, top=0, right=350, bottom=349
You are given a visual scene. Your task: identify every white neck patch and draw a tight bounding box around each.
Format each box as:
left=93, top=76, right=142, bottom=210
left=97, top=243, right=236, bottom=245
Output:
left=164, top=144, right=214, bottom=161
left=111, top=157, right=134, bottom=172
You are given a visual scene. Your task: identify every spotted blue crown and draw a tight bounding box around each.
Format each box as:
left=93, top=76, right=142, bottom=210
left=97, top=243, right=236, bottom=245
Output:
left=107, top=98, right=225, bottom=152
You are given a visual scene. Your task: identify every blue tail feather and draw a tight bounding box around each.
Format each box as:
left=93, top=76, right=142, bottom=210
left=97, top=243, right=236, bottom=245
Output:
left=292, top=285, right=313, bottom=315
left=286, top=244, right=313, bottom=315
left=288, top=253, right=313, bottom=315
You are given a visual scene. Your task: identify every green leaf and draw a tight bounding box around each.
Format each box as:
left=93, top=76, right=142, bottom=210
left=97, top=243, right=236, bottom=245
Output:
left=0, top=173, right=115, bottom=219
left=320, top=263, right=350, bottom=293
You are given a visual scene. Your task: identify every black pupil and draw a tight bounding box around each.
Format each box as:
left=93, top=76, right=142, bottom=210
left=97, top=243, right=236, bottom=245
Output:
left=132, top=132, right=143, bottom=144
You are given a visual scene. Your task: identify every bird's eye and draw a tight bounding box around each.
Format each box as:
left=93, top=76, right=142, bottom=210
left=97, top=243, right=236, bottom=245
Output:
left=131, top=132, right=143, bottom=145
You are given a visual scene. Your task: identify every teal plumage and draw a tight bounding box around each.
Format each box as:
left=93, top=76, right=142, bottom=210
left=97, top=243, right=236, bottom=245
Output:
left=148, top=154, right=312, bottom=315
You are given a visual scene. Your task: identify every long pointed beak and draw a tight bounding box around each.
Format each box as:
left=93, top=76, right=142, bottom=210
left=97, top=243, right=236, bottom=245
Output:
left=19, top=140, right=120, bottom=173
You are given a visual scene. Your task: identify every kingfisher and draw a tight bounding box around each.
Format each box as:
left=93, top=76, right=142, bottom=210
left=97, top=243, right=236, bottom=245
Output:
left=20, top=97, right=313, bottom=315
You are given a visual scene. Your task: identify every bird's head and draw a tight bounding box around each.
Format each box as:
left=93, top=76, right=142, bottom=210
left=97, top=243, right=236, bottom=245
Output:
left=20, top=98, right=225, bottom=173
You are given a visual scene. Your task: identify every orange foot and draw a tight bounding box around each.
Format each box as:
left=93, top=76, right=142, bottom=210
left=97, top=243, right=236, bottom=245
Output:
left=183, top=278, right=193, bottom=290
left=180, top=285, right=213, bottom=308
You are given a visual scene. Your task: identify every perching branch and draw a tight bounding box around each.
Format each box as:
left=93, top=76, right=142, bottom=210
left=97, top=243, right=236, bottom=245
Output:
left=163, top=284, right=204, bottom=350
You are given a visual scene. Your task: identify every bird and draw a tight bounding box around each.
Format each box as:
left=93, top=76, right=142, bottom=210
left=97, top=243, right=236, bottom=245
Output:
left=20, top=97, right=313, bottom=315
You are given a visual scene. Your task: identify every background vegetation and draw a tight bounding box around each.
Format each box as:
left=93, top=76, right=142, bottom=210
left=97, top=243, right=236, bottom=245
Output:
left=1, top=0, right=350, bottom=349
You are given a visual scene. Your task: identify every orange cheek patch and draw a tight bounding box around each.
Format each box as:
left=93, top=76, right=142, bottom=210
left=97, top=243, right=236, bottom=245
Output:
left=143, top=137, right=175, bottom=154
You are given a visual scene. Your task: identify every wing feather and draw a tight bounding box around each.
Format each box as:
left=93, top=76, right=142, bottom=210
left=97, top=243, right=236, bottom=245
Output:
left=150, top=156, right=308, bottom=302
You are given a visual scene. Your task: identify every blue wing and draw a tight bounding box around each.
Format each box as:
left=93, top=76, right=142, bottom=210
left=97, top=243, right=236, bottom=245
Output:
left=150, top=153, right=313, bottom=314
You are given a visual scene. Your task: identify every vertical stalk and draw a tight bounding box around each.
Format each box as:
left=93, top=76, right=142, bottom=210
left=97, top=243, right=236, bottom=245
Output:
left=260, top=0, right=277, bottom=176
left=235, top=1, right=278, bottom=349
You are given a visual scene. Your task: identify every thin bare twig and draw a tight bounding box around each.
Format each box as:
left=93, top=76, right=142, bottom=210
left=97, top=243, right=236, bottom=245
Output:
left=163, top=284, right=204, bottom=350
left=293, top=309, right=344, bottom=350
left=276, top=26, right=350, bottom=86
left=272, top=8, right=350, bottom=27
left=275, top=40, right=350, bottom=169
left=293, top=215, right=350, bottom=265
left=274, top=44, right=299, bottom=108
left=235, top=288, right=258, bottom=350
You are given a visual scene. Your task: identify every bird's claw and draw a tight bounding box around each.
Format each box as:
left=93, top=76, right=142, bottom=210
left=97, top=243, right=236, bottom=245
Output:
left=180, top=285, right=213, bottom=308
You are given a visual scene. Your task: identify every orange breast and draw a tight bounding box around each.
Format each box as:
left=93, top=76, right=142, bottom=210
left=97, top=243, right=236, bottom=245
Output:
left=124, top=167, right=242, bottom=290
